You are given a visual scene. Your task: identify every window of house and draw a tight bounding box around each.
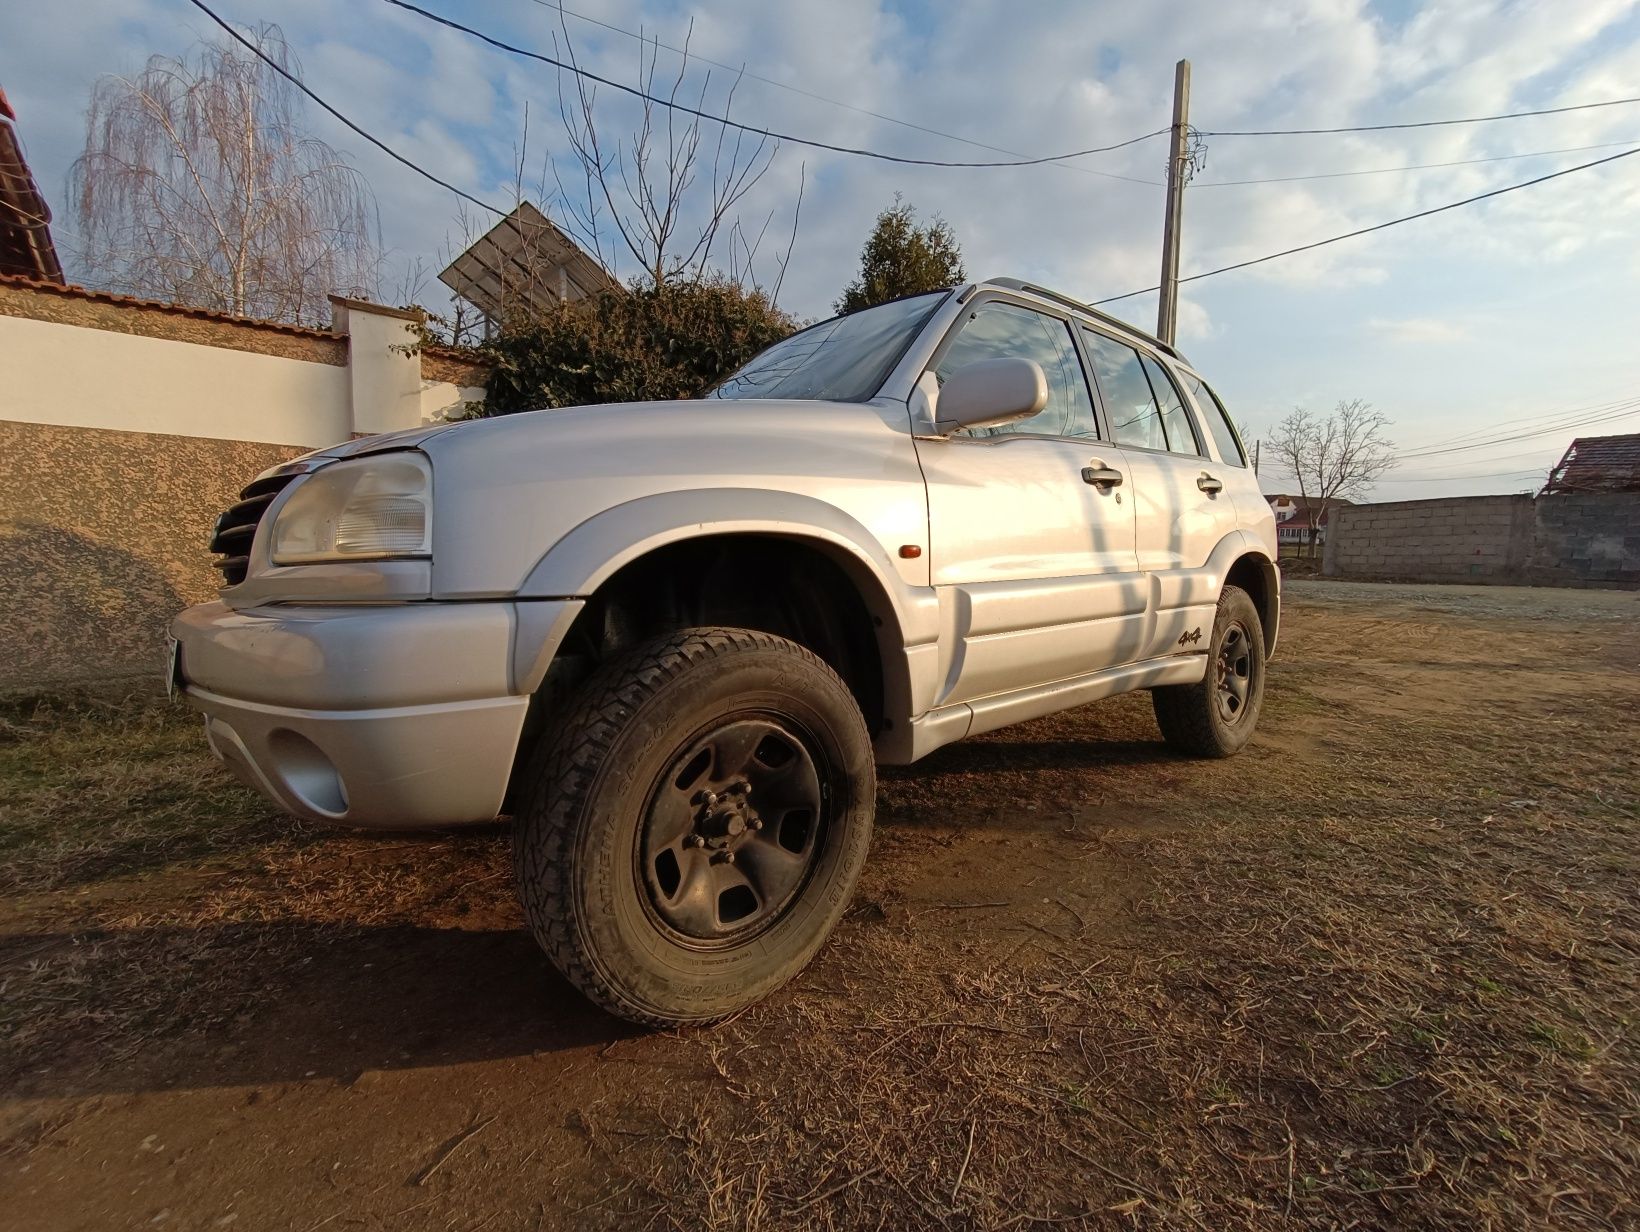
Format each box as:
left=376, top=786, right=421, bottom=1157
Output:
left=935, top=302, right=1096, bottom=438
left=1082, top=329, right=1166, bottom=451
left=1140, top=355, right=1204, bottom=457
left=1180, top=372, right=1247, bottom=466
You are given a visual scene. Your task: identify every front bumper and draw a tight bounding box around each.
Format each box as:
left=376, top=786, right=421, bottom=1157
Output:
left=171, top=599, right=579, bottom=827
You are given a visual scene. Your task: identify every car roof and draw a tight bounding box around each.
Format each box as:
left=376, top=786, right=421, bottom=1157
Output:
left=976, top=277, right=1189, bottom=366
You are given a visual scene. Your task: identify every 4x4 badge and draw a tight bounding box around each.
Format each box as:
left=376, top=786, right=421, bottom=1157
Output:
left=1177, top=628, right=1203, bottom=646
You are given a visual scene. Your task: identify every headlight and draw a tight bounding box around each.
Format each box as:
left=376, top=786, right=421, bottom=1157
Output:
left=270, top=453, right=432, bottom=564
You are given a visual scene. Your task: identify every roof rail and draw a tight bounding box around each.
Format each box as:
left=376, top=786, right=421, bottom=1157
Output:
left=983, top=277, right=1185, bottom=361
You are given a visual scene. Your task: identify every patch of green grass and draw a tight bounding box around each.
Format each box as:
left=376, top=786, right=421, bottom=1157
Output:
left=1366, top=1059, right=1409, bottom=1086
left=0, top=690, right=280, bottom=894
left=1527, top=1021, right=1596, bottom=1061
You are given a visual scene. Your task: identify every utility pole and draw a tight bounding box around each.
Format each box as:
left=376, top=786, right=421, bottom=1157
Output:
left=1156, top=58, right=1191, bottom=347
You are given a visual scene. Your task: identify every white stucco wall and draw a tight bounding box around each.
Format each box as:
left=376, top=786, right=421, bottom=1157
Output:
left=0, top=314, right=353, bottom=448
left=420, top=380, right=487, bottom=423
left=0, top=296, right=486, bottom=448
left=331, top=300, right=424, bottom=436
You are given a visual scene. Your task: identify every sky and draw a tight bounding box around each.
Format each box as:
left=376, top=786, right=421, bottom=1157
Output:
left=5, top=0, right=1640, bottom=500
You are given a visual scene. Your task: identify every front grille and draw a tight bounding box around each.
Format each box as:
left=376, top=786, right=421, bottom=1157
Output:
left=210, top=473, right=297, bottom=586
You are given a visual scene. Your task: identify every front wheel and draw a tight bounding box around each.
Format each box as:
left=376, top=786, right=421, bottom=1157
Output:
left=1152, top=584, right=1266, bottom=758
left=513, top=627, right=875, bottom=1027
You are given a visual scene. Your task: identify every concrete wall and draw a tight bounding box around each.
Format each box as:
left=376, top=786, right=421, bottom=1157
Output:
left=1324, top=493, right=1640, bottom=589
left=0, top=278, right=489, bottom=690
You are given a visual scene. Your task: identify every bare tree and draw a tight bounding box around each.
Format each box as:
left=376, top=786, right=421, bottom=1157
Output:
left=1268, top=399, right=1396, bottom=555
left=547, top=7, right=794, bottom=294
left=68, top=24, right=379, bottom=324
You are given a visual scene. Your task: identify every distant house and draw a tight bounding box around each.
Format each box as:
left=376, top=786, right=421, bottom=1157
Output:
left=1265, top=494, right=1351, bottom=547
left=1543, top=433, right=1640, bottom=495
left=0, top=86, right=64, bottom=283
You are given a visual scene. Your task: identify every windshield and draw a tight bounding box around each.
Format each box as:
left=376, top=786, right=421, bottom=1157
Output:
left=709, top=291, right=949, bottom=403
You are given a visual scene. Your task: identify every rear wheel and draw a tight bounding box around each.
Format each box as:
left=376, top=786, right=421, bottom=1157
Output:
left=1152, top=584, right=1266, bottom=758
left=513, top=627, right=875, bottom=1026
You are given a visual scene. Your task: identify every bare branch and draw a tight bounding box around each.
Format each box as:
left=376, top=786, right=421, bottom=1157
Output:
left=68, top=23, right=379, bottom=324
left=545, top=1, right=789, bottom=292
left=1268, top=400, right=1396, bottom=553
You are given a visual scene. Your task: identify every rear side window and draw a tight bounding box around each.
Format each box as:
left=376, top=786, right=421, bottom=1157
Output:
left=1140, top=355, right=1204, bottom=457
left=936, top=302, right=1096, bottom=438
left=1181, top=373, right=1247, bottom=466
left=1082, top=329, right=1165, bottom=451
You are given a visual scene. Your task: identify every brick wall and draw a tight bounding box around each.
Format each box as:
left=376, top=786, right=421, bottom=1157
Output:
left=1324, top=492, right=1639, bottom=589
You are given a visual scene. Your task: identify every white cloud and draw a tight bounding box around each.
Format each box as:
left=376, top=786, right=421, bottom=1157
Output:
left=1367, top=316, right=1471, bottom=343
left=5, top=0, right=1638, bottom=492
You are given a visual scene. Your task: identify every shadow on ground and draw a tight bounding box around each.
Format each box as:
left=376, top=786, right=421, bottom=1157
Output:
left=883, top=735, right=1186, bottom=781
left=3, top=923, right=634, bottom=1102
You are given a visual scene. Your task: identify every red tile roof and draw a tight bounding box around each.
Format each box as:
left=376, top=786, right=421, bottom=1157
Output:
left=0, top=96, right=64, bottom=284
left=0, top=272, right=344, bottom=341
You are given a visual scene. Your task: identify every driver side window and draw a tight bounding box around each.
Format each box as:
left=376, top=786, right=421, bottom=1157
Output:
left=934, top=302, right=1095, bottom=438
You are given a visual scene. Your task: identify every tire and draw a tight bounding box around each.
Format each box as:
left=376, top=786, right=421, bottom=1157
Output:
left=513, top=627, right=875, bottom=1027
left=1152, top=584, right=1266, bottom=758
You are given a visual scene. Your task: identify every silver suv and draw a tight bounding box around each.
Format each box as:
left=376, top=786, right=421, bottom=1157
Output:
left=172, top=278, right=1278, bottom=1025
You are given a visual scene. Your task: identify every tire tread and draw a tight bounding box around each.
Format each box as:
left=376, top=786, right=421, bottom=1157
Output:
left=1152, top=585, right=1265, bottom=759
left=513, top=626, right=858, bottom=1027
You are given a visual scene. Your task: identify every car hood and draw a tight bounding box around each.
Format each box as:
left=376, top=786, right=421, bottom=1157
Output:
left=304, top=396, right=885, bottom=461
left=403, top=395, right=919, bottom=597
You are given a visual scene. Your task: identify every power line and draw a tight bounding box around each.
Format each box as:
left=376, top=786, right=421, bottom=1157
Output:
left=184, top=0, right=507, bottom=214
left=525, top=0, right=1161, bottom=186
left=1376, top=467, right=1544, bottom=483
left=1395, top=402, right=1640, bottom=461
left=1202, top=94, right=1640, bottom=137
left=1396, top=401, right=1640, bottom=458
left=1092, top=145, right=1640, bottom=306
left=382, top=0, right=1169, bottom=169
left=1193, top=139, right=1640, bottom=187
left=1401, top=396, right=1640, bottom=451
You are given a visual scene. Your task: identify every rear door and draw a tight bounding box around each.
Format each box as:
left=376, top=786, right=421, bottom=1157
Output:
left=914, top=296, right=1144, bottom=707
left=1080, top=327, right=1240, bottom=659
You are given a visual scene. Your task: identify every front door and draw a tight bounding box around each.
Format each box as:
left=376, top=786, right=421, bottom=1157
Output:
left=914, top=297, right=1144, bottom=708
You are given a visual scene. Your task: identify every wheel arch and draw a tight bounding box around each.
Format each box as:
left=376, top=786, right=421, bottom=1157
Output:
left=514, top=489, right=932, bottom=751
left=1224, top=547, right=1280, bottom=657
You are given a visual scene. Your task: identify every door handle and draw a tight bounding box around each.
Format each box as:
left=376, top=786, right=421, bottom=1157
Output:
left=1082, top=464, right=1124, bottom=489
left=1197, top=473, right=1224, bottom=494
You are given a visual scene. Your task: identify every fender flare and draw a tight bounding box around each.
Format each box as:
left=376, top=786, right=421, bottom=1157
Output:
left=515, top=487, right=940, bottom=718
left=1208, top=530, right=1280, bottom=656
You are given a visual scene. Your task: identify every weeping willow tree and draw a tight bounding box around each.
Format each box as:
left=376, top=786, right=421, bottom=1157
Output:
left=67, top=24, right=379, bottom=324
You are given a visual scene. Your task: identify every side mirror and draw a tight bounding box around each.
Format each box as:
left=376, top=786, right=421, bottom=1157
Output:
left=934, top=357, right=1049, bottom=433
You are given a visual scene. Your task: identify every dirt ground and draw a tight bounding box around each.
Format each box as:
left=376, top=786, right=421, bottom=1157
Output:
left=2, top=580, right=1636, bottom=1231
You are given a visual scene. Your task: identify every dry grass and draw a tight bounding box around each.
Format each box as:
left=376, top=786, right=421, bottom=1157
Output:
left=558, top=600, right=1640, bottom=1232
left=2, top=585, right=1636, bottom=1231
left=0, top=689, right=513, bottom=1072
